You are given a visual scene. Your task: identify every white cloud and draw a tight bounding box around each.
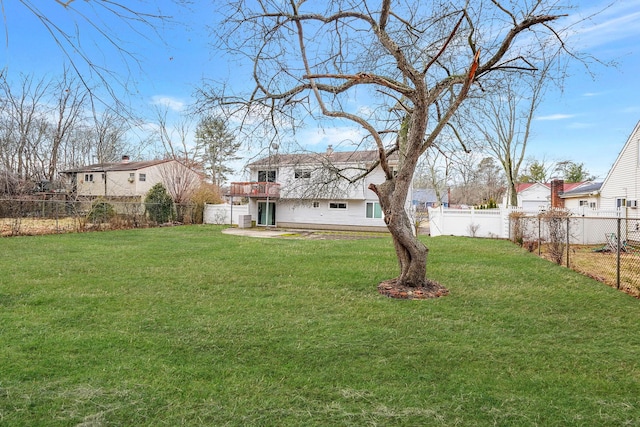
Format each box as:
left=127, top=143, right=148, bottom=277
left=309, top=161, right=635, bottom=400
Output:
left=150, top=95, right=186, bottom=112
left=562, top=3, right=640, bottom=50
left=297, top=126, right=366, bottom=148
left=535, top=114, right=576, bottom=121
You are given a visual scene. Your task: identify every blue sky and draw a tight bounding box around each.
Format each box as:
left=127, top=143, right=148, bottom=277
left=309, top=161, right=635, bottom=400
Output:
left=1, top=1, right=639, bottom=181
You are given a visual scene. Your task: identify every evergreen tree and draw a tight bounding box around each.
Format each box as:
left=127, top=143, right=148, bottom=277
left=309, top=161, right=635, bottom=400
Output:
left=194, top=116, right=241, bottom=187
left=145, top=183, right=174, bottom=223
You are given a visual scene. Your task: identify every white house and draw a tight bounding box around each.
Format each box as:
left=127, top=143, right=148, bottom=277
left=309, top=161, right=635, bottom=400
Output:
left=60, top=156, right=201, bottom=201
left=560, top=181, right=602, bottom=210
left=505, top=181, right=592, bottom=210
left=228, top=148, right=409, bottom=231
left=598, top=121, right=640, bottom=212
left=508, top=182, right=551, bottom=210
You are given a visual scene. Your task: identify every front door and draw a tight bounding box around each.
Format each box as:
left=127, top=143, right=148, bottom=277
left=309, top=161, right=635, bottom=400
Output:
left=257, top=202, right=276, bottom=226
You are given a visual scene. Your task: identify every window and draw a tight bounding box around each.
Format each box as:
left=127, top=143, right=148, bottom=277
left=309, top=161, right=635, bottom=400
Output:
left=589, top=202, right=597, bottom=209
left=139, top=173, right=146, bottom=182
left=84, top=174, right=93, bottom=182
left=312, top=201, right=320, bottom=208
left=295, top=169, right=311, bottom=179
left=128, top=173, right=135, bottom=183
left=101, top=174, right=105, bottom=181
left=579, top=200, right=588, bottom=207
left=616, top=198, right=627, bottom=209
left=366, top=202, right=383, bottom=219
left=329, top=202, right=347, bottom=209
left=258, top=170, right=276, bottom=182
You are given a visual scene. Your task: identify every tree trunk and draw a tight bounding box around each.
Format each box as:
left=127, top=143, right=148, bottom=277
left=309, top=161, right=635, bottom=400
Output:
left=508, top=181, right=518, bottom=207
left=370, top=179, right=445, bottom=293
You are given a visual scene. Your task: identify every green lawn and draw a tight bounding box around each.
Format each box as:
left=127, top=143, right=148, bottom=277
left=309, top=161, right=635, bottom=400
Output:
left=1, top=226, right=638, bottom=426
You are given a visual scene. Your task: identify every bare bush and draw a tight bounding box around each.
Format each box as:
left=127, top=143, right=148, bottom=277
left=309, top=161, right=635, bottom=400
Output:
left=539, top=209, right=571, bottom=265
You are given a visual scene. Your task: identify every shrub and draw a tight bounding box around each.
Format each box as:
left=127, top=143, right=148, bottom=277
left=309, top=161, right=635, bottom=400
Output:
left=145, top=183, right=175, bottom=223
left=87, top=199, right=116, bottom=224
left=190, top=183, right=223, bottom=224
left=509, top=211, right=529, bottom=246
left=538, top=209, right=572, bottom=265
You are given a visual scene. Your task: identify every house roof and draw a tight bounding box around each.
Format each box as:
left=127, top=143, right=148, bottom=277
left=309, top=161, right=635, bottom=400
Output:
left=60, top=159, right=172, bottom=174
left=516, top=182, right=549, bottom=192
left=560, top=181, right=603, bottom=198
left=600, top=120, right=640, bottom=191
left=412, top=188, right=448, bottom=204
left=516, top=181, right=590, bottom=194
left=248, top=149, right=394, bottom=167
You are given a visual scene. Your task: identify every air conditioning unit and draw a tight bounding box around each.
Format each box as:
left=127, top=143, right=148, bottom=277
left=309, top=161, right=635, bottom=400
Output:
left=628, top=200, right=638, bottom=209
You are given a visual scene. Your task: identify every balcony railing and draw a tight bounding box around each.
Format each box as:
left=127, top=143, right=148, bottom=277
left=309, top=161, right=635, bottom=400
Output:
left=228, top=182, right=281, bottom=198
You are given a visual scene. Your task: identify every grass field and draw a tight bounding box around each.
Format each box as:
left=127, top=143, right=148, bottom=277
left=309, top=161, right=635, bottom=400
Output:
left=1, top=226, right=638, bottom=426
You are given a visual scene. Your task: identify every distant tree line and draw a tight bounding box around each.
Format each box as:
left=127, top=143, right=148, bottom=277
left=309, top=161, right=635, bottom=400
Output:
left=0, top=70, right=146, bottom=194
left=414, top=152, right=596, bottom=208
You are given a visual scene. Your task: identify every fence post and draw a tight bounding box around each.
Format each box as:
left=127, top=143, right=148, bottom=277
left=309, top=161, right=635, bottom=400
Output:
left=566, top=216, right=570, bottom=268
left=538, top=217, right=541, bottom=256
left=616, top=217, right=621, bottom=289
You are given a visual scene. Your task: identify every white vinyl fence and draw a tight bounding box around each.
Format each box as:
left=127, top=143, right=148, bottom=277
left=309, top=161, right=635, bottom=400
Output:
left=204, top=203, right=249, bottom=225
left=428, top=206, right=635, bottom=244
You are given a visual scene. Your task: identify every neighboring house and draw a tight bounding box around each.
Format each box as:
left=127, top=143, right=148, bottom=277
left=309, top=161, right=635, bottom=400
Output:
left=560, top=181, right=603, bottom=210
left=412, top=188, right=448, bottom=209
left=597, top=121, right=640, bottom=212
left=60, top=156, right=201, bottom=200
left=508, top=182, right=551, bottom=210
left=228, top=148, right=409, bottom=231
left=505, top=181, right=589, bottom=210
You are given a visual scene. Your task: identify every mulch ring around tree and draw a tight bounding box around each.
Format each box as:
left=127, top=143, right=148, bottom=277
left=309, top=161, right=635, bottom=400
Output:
left=378, top=278, right=449, bottom=300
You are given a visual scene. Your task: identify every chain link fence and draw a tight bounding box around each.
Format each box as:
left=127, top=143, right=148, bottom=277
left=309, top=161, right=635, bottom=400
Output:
left=510, top=210, right=640, bottom=298
left=1, top=198, right=199, bottom=237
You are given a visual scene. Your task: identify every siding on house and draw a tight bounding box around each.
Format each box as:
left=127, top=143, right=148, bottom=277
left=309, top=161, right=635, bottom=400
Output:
left=515, top=183, right=551, bottom=210
left=275, top=199, right=388, bottom=231
left=62, top=159, right=200, bottom=199
left=561, top=181, right=602, bottom=210
left=237, top=149, right=407, bottom=231
left=599, top=121, right=640, bottom=210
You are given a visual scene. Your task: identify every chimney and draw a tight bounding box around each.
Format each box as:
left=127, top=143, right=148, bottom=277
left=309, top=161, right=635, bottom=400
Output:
left=550, top=179, right=565, bottom=208
left=326, top=145, right=334, bottom=156
left=121, top=155, right=130, bottom=163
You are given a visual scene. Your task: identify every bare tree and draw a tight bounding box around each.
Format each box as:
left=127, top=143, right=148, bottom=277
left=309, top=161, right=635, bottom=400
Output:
left=157, top=161, right=201, bottom=204
left=47, top=67, right=89, bottom=182
left=0, top=73, right=50, bottom=183
left=90, top=110, right=132, bottom=164
left=2, top=2, right=174, bottom=110
left=476, top=69, right=548, bottom=206
left=415, top=148, right=453, bottom=207
left=204, top=1, right=570, bottom=295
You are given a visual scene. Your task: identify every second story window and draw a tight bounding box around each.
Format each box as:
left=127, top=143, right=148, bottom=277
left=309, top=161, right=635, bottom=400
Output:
left=139, top=173, right=146, bottom=182
left=258, top=170, right=276, bottom=182
left=84, top=174, right=93, bottom=182
left=329, top=202, right=347, bottom=209
left=295, top=169, right=311, bottom=179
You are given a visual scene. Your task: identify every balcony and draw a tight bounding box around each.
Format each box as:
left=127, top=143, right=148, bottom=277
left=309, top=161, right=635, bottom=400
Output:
left=229, top=182, right=281, bottom=198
